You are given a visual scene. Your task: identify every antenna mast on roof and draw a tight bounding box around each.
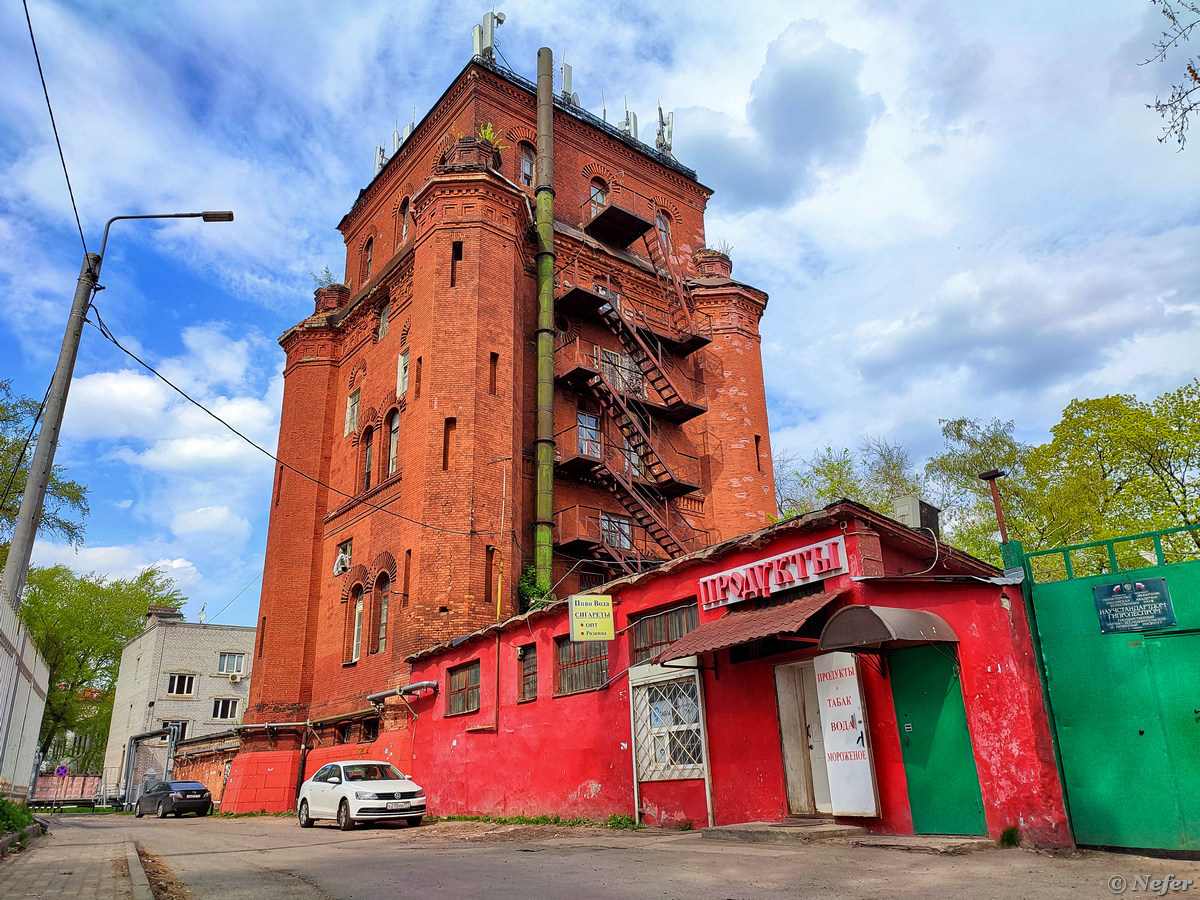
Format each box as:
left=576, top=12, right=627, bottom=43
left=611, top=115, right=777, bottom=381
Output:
left=620, top=96, right=638, bottom=140
left=656, top=101, right=674, bottom=157
left=472, top=9, right=506, bottom=61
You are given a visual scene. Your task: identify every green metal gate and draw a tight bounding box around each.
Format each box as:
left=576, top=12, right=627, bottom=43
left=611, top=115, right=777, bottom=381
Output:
left=1021, top=524, right=1200, bottom=851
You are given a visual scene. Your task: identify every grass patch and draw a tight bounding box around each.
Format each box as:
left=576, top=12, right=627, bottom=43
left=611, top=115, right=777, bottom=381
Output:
left=438, top=812, right=643, bottom=830
left=0, top=798, right=34, bottom=834
left=214, top=809, right=295, bottom=819
left=998, top=825, right=1022, bottom=848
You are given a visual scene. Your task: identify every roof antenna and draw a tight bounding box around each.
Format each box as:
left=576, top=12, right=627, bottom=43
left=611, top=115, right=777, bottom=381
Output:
left=656, top=101, right=674, bottom=156
left=601, top=91, right=607, bottom=123
left=620, top=95, right=638, bottom=140
left=196, top=602, right=207, bottom=624
left=473, top=9, right=506, bottom=61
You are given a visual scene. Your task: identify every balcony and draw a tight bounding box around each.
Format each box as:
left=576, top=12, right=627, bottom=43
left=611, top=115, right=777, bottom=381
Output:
left=579, top=195, right=654, bottom=249
left=554, top=336, right=707, bottom=422
left=556, top=280, right=712, bottom=355
left=553, top=505, right=666, bottom=568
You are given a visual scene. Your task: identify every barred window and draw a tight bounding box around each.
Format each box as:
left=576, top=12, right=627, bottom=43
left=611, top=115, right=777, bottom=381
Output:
left=519, top=645, right=537, bottom=701
left=632, top=675, right=704, bottom=781
left=555, top=637, right=609, bottom=694
left=166, top=674, right=194, bottom=696
left=447, top=661, right=480, bottom=715
left=632, top=604, right=698, bottom=665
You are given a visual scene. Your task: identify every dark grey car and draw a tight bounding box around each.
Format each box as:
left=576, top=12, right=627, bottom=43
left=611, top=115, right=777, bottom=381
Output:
left=134, top=780, right=212, bottom=818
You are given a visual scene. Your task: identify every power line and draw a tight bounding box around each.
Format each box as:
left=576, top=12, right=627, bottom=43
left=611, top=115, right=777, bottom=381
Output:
left=85, top=304, right=504, bottom=538
left=207, top=571, right=262, bottom=624
left=0, top=380, right=53, bottom=518
left=22, top=0, right=87, bottom=256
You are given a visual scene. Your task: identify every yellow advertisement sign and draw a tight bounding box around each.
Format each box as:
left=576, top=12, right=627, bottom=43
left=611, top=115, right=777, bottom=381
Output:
left=568, top=594, right=615, bottom=642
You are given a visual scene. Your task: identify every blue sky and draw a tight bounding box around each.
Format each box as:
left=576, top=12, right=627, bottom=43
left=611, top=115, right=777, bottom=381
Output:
left=2, top=1, right=1197, bottom=627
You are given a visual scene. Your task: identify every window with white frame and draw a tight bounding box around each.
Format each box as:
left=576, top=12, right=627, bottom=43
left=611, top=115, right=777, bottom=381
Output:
left=351, top=589, right=364, bottom=663
left=378, top=302, right=390, bottom=340
left=397, top=350, right=409, bottom=397
left=632, top=674, right=704, bottom=780
left=212, top=698, right=239, bottom=721
left=166, top=673, right=195, bottom=696
left=217, top=653, right=245, bottom=675
left=387, top=410, right=400, bottom=476
left=345, top=389, right=360, bottom=436
left=577, top=411, right=600, bottom=458
left=519, top=143, right=535, bottom=187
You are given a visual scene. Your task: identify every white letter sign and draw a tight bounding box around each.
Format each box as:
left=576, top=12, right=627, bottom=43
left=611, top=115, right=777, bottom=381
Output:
left=813, top=651, right=879, bottom=817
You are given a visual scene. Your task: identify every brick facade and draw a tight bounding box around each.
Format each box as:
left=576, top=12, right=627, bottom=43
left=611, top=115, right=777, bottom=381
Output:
left=236, top=58, right=775, bottom=798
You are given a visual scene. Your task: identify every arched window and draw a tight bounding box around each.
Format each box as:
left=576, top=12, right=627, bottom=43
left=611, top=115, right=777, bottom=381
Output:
left=363, top=237, right=374, bottom=282
left=377, top=301, right=390, bottom=341
left=519, top=143, right=535, bottom=187
left=399, top=200, right=410, bottom=244
left=362, top=426, right=374, bottom=492
left=347, top=584, right=364, bottom=663
left=655, top=211, right=672, bottom=251
left=375, top=573, right=390, bottom=654
left=387, top=410, right=400, bottom=476
left=589, top=179, right=608, bottom=218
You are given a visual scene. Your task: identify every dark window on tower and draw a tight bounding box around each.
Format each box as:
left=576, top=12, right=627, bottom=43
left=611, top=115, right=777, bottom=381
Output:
left=754, top=434, right=763, bottom=473
left=450, top=241, right=463, bottom=287
left=402, top=550, right=412, bottom=608
left=519, top=143, right=535, bottom=187
left=364, top=238, right=373, bottom=282
left=442, top=418, right=456, bottom=470
left=414, top=357, right=422, bottom=400
left=484, top=546, right=495, bottom=609
left=489, top=352, right=499, bottom=395
left=257, top=617, right=266, bottom=658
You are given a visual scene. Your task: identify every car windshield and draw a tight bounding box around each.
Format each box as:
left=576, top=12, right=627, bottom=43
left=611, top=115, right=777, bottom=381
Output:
left=341, top=763, right=405, bottom=782
left=169, top=781, right=207, bottom=790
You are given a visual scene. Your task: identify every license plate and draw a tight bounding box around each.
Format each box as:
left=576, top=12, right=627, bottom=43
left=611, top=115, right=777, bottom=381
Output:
left=386, top=800, right=409, bottom=810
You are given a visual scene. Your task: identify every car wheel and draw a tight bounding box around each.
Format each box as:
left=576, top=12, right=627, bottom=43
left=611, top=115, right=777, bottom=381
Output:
left=337, top=800, right=355, bottom=831
left=174, top=811, right=182, bottom=817
left=156, top=801, right=167, bottom=819
left=405, top=816, right=423, bottom=828
left=201, top=804, right=211, bottom=816
left=298, top=800, right=313, bottom=828
left=134, top=804, right=144, bottom=818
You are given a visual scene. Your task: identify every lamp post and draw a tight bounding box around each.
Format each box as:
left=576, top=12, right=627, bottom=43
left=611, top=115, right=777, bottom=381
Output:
left=0, top=210, right=233, bottom=781
left=1, top=211, right=233, bottom=609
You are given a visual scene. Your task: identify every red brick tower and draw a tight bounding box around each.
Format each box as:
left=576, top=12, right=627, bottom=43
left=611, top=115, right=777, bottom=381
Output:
left=231, top=57, right=776, bottom=810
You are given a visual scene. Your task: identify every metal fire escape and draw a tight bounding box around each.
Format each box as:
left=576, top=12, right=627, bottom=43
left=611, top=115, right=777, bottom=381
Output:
left=552, top=190, right=710, bottom=572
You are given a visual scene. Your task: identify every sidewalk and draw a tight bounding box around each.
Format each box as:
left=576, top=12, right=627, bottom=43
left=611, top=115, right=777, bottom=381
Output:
left=0, top=819, right=151, bottom=900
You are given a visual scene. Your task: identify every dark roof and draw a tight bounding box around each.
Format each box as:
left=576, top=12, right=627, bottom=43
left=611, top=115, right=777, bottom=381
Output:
left=652, top=591, right=842, bottom=664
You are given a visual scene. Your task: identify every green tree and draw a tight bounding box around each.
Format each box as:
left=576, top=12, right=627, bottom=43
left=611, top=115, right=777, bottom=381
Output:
left=0, top=380, right=89, bottom=557
left=926, top=380, right=1200, bottom=565
left=775, top=436, right=926, bottom=517
left=19, top=566, right=185, bottom=763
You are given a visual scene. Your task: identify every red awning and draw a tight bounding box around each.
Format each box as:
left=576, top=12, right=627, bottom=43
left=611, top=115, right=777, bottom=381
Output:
left=652, top=591, right=843, bottom=664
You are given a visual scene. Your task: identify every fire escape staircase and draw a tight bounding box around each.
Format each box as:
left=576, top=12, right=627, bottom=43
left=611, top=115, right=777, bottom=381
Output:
left=589, top=449, right=688, bottom=559
left=585, top=370, right=690, bottom=495
left=595, top=298, right=704, bottom=424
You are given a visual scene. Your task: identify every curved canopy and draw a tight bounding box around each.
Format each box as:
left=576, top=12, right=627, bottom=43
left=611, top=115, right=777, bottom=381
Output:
left=817, top=605, right=958, bottom=651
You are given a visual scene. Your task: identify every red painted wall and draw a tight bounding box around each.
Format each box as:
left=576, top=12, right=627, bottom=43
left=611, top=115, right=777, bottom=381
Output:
left=403, top=512, right=1070, bottom=846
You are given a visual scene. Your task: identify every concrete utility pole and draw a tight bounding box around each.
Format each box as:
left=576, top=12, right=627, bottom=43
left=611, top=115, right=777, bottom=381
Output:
left=0, top=210, right=233, bottom=780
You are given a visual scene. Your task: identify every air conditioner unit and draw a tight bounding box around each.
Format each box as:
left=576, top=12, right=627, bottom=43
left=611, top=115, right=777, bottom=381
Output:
left=229, top=673, right=241, bottom=684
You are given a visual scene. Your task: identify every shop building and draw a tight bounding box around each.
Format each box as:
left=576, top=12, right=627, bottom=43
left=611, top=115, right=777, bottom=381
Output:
left=401, top=500, right=1071, bottom=847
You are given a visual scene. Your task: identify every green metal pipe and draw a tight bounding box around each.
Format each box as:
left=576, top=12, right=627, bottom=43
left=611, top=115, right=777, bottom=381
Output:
left=533, top=47, right=556, bottom=596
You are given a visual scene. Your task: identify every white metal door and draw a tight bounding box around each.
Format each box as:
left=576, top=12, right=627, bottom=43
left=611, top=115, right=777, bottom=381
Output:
left=800, top=663, right=832, bottom=814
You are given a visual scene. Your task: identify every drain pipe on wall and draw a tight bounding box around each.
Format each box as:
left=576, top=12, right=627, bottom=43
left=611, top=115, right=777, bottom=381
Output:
left=533, top=46, right=557, bottom=596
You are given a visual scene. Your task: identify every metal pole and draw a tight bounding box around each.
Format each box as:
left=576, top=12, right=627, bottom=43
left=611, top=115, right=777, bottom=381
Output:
left=978, top=469, right=1009, bottom=544
left=0, top=253, right=99, bottom=610
left=533, top=47, right=557, bottom=597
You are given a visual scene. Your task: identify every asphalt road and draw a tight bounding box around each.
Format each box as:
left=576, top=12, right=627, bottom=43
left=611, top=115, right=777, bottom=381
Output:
left=43, top=814, right=1200, bottom=899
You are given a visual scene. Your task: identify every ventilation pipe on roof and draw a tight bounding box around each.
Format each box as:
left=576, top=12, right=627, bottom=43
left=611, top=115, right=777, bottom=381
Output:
left=533, top=46, right=557, bottom=598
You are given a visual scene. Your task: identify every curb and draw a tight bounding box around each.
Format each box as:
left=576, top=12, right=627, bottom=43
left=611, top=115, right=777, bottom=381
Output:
left=126, top=842, right=154, bottom=900
left=0, top=819, right=47, bottom=859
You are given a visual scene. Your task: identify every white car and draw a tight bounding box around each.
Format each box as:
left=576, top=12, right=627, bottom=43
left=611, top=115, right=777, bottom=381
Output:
left=296, top=760, right=426, bottom=830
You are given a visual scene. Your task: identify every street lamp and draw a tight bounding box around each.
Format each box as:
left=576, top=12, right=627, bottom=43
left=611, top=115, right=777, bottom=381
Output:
left=1, top=211, right=234, bottom=609
left=0, top=210, right=233, bottom=780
